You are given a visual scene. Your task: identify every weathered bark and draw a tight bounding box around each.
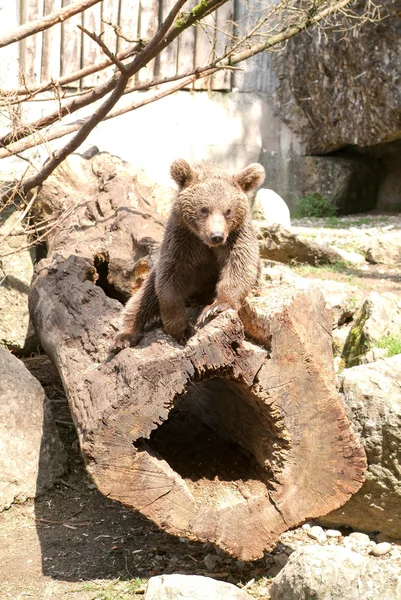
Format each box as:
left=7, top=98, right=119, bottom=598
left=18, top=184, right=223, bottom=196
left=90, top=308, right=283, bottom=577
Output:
left=28, top=153, right=367, bottom=560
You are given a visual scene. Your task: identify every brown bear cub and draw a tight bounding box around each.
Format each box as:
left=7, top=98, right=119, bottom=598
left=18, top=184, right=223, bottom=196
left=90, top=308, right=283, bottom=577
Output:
left=111, top=159, right=265, bottom=351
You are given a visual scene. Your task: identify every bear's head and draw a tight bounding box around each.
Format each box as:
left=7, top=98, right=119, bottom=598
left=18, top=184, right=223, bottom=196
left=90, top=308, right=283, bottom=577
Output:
left=170, top=159, right=265, bottom=248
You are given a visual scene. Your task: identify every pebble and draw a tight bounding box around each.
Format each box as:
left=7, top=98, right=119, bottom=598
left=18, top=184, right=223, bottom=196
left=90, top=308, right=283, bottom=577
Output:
left=302, top=523, right=312, bottom=530
left=267, top=564, right=282, bottom=578
left=307, top=526, right=327, bottom=543
left=348, top=532, right=371, bottom=546
left=326, top=529, right=342, bottom=538
left=274, top=552, right=289, bottom=567
left=370, top=542, right=392, bottom=557
left=203, top=554, right=221, bottom=570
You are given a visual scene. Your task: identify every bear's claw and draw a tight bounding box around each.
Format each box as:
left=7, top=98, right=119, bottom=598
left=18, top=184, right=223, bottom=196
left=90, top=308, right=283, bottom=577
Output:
left=110, top=331, right=143, bottom=353
left=197, top=301, right=232, bottom=325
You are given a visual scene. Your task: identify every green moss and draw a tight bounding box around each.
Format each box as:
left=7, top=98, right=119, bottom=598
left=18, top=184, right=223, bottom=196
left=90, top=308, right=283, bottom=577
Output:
left=376, top=333, right=401, bottom=357
left=294, top=193, right=337, bottom=218
left=342, top=313, right=369, bottom=368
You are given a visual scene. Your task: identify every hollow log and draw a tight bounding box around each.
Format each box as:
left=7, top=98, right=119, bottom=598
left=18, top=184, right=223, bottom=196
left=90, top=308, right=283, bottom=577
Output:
left=29, top=153, right=367, bottom=560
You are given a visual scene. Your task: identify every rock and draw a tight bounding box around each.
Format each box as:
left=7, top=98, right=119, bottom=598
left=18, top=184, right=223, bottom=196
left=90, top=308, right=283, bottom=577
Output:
left=320, top=356, right=401, bottom=539
left=252, top=188, right=291, bottom=227
left=342, top=292, right=401, bottom=367
left=370, top=542, right=392, bottom=557
left=271, top=1, right=401, bottom=154
left=269, top=546, right=401, bottom=600
left=0, top=347, right=67, bottom=510
left=274, top=552, right=289, bottom=567
left=256, top=222, right=344, bottom=265
left=261, top=271, right=362, bottom=330
left=335, top=247, right=366, bottom=266
left=333, top=325, right=352, bottom=357
left=326, top=529, right=342, bottom=538
left=359, top=346, right=389, bottom=364
left=144, top=574, right=252, bottom=600
left=307, top=526, right=327, bottom=543
left=365, top=235, right=401, bottom=265
left=348, top=532, right=371, bottom=546
left=0, top=207, right=38, bottom=353
left=203, top=554, right=221, bottom=570
left=304, top=279, right=362, bottom=329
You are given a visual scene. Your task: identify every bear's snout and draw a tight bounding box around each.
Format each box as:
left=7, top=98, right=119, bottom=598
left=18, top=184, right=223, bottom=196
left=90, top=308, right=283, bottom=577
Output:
left=205, top=212, right=228, bottom=247
left=210, top=232, right=225, bottom=245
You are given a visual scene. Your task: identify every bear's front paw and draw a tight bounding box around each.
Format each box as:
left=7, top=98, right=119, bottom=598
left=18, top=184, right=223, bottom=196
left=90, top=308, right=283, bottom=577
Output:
left=110, top=331, right=143, bottom=353
left=197, top=301, right=232, bottom=325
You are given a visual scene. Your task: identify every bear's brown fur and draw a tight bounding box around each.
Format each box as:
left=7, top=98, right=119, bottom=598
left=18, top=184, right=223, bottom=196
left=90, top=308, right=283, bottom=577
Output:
left=111, top=159, right=265, bottom=350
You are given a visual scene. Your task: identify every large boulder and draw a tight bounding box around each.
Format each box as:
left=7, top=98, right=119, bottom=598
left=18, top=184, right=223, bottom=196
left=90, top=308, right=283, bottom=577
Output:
left=342, top=292, right=401, bottom=367
left=257, top=223, right=344, bottom=265
left=270, top=545, right=401, bottom=600
left=272, top=1, right=401, bottom=154
left=365, top=234, right=401, bottom=265
left=252, top=188, right=291, bottom=227
left=320, top=356, right=401, bottom=539
left=0, top=347, right=67, bottom=510
left=0, top=207, right=37, bottom=352
left=144, top=574, right=252, bottom=600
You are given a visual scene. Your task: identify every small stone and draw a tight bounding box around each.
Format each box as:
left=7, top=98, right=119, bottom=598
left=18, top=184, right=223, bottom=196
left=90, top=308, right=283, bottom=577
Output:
left=302, top=523, right=312, bottom=530
left=370, top=542, right=392, bottom=556
left=203, top=554, right=221, bottom=570
left=307, top=526, right=327, bottom=543
left=267, top=564, right=282, bottom=578
left=274, top=552, right=289, bottom=567
left=348, top=532, right=371, bottom=545
left=236, top=560, right=246, bottom=571
left=326, top=529, right=342, bottom=538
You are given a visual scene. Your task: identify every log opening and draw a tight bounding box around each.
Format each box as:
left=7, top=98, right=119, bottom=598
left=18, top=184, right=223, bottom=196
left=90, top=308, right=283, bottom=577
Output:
left=134, top=376, right=289, bottom=503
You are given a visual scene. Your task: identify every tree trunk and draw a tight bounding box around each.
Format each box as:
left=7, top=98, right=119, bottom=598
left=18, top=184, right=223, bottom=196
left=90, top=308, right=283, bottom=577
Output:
left=29, top=152, right=367, bottom=560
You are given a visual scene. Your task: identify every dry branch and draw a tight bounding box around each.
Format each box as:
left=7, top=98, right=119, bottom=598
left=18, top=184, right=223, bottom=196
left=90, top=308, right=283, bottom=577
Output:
left=0, top=0, right=102, bottom=49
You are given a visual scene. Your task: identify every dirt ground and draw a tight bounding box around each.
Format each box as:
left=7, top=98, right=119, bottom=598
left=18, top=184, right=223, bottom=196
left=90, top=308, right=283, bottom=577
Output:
left=1, top=214, right=401, bottom=600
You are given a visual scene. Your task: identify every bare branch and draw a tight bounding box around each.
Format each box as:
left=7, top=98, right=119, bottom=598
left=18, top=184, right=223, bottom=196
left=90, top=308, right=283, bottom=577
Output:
left=77, top=25, right=127, bottom=74
left=0, top=0, right=102, bottom=49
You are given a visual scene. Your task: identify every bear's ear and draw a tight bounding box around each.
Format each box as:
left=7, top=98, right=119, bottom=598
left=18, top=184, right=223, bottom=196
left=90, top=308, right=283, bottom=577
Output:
left=170, top=159, right=197, bottom=188
left=234, top=163, right=265, bottom=192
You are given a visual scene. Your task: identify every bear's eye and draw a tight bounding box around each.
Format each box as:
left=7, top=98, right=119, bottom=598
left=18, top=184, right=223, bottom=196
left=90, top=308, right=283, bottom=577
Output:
left=224, top=208, right=232, bottom=217
left=200, top=207, right=209, bottom=216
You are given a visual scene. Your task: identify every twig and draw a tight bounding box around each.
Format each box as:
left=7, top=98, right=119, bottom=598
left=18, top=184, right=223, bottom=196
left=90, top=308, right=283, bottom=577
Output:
left=77, top=25, right=127, bottom=74
left=0, top=0, right=102, bottom=49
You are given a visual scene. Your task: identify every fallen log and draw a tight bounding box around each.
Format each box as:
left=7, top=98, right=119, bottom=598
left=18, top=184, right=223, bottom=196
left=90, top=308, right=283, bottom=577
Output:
left=29, top=153, right=367, bottom=560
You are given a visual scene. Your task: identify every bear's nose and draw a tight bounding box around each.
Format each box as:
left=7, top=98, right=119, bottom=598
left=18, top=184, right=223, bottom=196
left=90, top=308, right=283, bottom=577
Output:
left=210, top=232, right=224, bottom=244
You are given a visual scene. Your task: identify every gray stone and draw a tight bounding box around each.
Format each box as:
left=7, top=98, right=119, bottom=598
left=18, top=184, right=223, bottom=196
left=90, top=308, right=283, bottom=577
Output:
left=342, top=292, right=401, bottom=367
left=252, top=188, right=291, bottom=227
left=144, top=574, right=252, bottom=600
left=0, top=347, right=67, bottom=510
left=320, top=356, right=401, bottom=539
left=269, top=546, right=401, bottom=600
left=257, top=222, right=344, bottom=265
left=0, top=208, right=38, bottom=353
left=366, top=235, right=401, bottom=265
left=271, top=1, right=401, bottom=154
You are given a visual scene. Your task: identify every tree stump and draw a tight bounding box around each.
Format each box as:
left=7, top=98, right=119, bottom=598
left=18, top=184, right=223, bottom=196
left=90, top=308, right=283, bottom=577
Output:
left=29, top=153, right=367, bottom=560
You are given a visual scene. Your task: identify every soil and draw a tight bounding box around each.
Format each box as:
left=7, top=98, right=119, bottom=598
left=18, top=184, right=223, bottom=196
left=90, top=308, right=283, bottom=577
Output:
left=1, top=214, right=401, bottom=600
